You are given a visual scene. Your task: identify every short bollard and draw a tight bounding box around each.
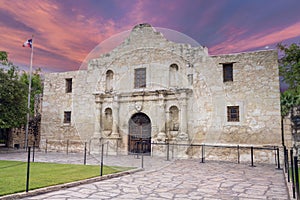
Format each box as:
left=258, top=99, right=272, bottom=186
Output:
left=201, top=144, right=205, bottom=163
left=45, top=139, right=48, bottom=154
left=237, top=145, right=240, bottom=164
left=283, top=146, right=287, bottom=173
left=100, top=144, right=104, bottom=176
left=250, top=146, right=255, bottom=167
left=136, top=142, right=140, bottom=159
left=32, top=142, right=35, bottom=162
left=276, top=147, right=281, bottom=169
left=106, top=141, right=109, bottom=157
left=294, top=156, right=300, bottom=199
left=286, top=149, right=290, bottom=183
left=141, top=154, right=144, bottom=169
left=84, top=142, right=87, bottom=165
left=291, top=150, right=296, bottom=199
left=66, top=139, right=69, bottom=155
left=167, top=142, right=170, bottom=161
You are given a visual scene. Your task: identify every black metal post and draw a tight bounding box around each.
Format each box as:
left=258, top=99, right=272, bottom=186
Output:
left=45, top=139, right=48, bottom=154
left=201, top=144, right=205, bottom=163
left=284, top=146, right=287, bottom=173
left=291, top=150, right=296, bottom=199
left=237, top=145, right=240, bottom=164
left=250, top=146, right=254, bottom=167
left=100, top=144, right=104, bottom=176
left=167, top=142, right=170, bottom=161
left=84, top=142, right=87, bottom=165
left=32, top=142, right=35, bottom=163
left=106, top=141, right=109, bottom=157
left=136, top=142, right=139, bottom=159
left=277, top=147, right=281, bottom=169
left=172, top=143, right=175, bottom=159
left=286, top=149, right=290, bottom=183
left=116, top=139, right=118, bottom=156
left=274, top=146, right=277, bottom=165
left=294, top=156, right=299, bottom=199
left=26, top=147, right=31, bottom=192
left=66, top=139, right=69, bottom=155
left=141, top=153, right=144, bottom=169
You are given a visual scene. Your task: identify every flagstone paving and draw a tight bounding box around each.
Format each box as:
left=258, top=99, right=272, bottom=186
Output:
left=0, top=151, right=289, bottom=199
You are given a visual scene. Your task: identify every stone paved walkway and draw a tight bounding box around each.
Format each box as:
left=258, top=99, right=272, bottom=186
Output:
left=0, top=151, right=289, bottom=199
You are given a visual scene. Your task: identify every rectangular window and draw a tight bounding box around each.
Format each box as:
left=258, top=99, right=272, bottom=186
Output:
left=223, top=63, right=233, bottom=82
left=64, top=111, right=71, bottom=123
left=65, top=78, right=72, bottom=93
left=227, top=106, right=239, bottom=122
left=134, top=68, right=146, bottom=88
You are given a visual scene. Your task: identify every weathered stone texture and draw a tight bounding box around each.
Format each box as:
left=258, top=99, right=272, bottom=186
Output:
left=40, top=24, right=281, bottom=162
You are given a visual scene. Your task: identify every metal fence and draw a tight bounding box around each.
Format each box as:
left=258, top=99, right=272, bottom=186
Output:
left=1, top=141, right=286, bottom=196
left=283, top=146, right=300, bottom=199
left=149, top=142, right=281, bottom=167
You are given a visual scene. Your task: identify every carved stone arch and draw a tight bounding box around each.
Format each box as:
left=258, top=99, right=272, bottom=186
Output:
left=169, top=105, right=179, bottom=131
left=170, top=63, right=179, bottom=71
left=169, top=63, right=179, bottom=87
left=103, top=107, right=113, bottom=132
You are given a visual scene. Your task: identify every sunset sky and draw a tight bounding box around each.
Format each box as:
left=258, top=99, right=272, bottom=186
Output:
left=1, top=0, right=300, bottom=72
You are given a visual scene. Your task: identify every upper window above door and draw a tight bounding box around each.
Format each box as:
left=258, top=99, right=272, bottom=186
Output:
left=134, top=68, right=146, bottom=88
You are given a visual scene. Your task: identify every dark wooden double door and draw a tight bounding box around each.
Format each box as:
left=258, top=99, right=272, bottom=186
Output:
left=128, top=113, right=151, bottom=154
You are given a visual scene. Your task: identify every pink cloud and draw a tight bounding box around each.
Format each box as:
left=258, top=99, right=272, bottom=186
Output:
left=0, top=0, right=126, bottom=71
left=210, top=22, right=300, bottom=54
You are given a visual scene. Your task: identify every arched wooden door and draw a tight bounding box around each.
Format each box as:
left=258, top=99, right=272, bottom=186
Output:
left=128, top=113, right=151, bottom=154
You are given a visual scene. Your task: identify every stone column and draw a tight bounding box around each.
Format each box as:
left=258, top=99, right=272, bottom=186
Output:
left=179, top=91, right=188, bottom=141
left=91, top=93, right=103, bottom=154
left=94, top=94, right=102, bottom=137
left=165, top=109, right=170, bottom=135
left=157, top=92, right=166, bottom=142
left=111, top=94, right=120, bottom=137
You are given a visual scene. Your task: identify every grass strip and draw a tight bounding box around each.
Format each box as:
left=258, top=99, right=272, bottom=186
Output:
left=0, top=160, right=131, bottom=196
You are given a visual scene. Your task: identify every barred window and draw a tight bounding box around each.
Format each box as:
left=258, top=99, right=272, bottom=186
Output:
left=223, top=63, right=233, bottom=82
left=64, top=111, right=71, bottom=123
left=65, top=78, right=72, bottom=93
left=227, top=106, right=239, bottom=122
left=134, top=68, right=146, bottom=88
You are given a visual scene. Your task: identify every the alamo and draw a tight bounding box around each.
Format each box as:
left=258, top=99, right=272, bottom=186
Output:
left=40, top=23, right=281, bottom=162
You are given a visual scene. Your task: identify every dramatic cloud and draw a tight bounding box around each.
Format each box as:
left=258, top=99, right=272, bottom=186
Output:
left=0, top=0, right=299, bottom=72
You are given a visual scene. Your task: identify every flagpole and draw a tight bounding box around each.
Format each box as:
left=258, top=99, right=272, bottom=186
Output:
left=25, top=36, right=34, bottom=150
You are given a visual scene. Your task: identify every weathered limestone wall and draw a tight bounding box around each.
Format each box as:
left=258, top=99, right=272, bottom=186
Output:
left=188, top=50, right=281, bottom=146
left=40, top=71, right=90, bottom=152
left=40, top=24, right=282, bottom=163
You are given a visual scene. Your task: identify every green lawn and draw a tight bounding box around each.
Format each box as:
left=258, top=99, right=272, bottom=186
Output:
left=0, top=160, right=132, bottom=196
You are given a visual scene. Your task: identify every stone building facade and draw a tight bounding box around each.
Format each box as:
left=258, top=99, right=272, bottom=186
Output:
left=40, top=24, right=282, bottom=161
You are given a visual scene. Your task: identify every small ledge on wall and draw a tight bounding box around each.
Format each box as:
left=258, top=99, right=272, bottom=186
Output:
left=61, top=123, right=72, bottom=127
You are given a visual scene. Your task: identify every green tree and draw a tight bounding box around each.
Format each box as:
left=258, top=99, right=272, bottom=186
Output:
left=280, top=90, right=300, bottom=117
left=278, top=43, right=300, bottom=91
left=0, top=67, right=27, bottom=128
left=0, top=51, right=43, bottom=128
left=278, top=42, right=300, bottom=116
left=20, top=68, right=43, bottom=115
left=0, top=51, right=8, bottom=64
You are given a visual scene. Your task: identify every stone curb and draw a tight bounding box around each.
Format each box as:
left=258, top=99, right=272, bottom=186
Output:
left=0, top=168, right=144, bottom=200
